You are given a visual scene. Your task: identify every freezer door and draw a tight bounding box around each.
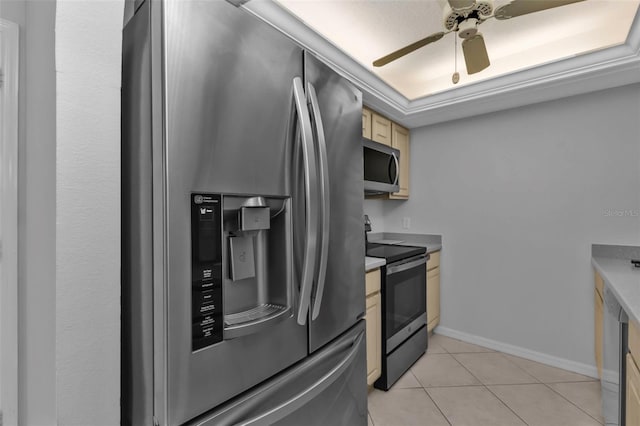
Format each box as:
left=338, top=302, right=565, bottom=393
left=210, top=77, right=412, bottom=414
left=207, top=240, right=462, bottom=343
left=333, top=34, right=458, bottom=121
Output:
left=304, top=53, right=365, bottom=353
left=190, top=321, right=367, bottom=426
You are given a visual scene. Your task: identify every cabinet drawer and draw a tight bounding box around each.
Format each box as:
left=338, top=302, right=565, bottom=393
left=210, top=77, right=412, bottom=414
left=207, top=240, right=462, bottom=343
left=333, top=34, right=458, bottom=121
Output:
left=427, top=251, right=440, bottom=271
left=630, top=320, right=640, bottom=360
left=365, top=269, right=381, bottom=297
left=595, top=271, right=604, bottom=299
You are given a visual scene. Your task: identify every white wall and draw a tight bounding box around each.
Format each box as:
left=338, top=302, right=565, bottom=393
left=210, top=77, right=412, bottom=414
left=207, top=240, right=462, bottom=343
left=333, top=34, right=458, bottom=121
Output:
left=1, top=1, right=58, bottom=423
left=379, top=84, right=640, bottom=370
left=55, top=1, right=123, bottom=424
left=2, top=1, right=123, bottom=423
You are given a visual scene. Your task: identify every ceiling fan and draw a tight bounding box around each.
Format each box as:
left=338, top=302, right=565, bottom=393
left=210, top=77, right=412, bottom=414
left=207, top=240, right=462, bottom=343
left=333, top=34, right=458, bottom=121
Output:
left=373, top=0, right=586, bottom=76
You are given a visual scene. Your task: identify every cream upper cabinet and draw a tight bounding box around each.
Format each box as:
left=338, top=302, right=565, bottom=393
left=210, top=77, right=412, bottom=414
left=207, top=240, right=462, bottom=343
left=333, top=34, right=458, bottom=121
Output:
left=365, top=269, right=382, bottom=386
left=389, top=123, right=409, bottom=199
left=363, top=107, right=411, bottom=199
left=371, top=112, right=392, bottom=146
left=362, top=108, right=372, bottom=140
left=426, top=251, right=440, bottom=333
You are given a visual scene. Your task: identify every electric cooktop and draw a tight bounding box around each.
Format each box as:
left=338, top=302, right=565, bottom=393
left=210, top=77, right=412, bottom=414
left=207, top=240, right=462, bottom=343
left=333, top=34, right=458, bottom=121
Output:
left=366, top=242, right=426, bottom=264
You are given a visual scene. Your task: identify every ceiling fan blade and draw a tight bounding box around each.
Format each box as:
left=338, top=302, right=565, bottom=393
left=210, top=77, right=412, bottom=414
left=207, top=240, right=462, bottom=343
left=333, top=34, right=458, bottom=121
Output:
left=448, top=0, right=476, bottom=9
left=462, top=34, right=490, bottom=74
left=373, top=32, right=445, bottom=67
left=494, top=0, right=585, bottom=20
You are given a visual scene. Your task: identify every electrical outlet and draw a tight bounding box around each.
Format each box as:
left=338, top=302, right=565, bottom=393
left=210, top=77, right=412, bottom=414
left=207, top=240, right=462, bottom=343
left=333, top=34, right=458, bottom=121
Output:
left=402, top=217, right=411, bottom=229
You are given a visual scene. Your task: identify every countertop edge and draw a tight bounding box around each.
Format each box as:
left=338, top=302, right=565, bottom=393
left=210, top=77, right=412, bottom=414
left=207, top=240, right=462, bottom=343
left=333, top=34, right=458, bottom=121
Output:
left=365, top=256, right=386, bottom=272
left=368, top=232, right=442, bottom=254
left=592, top=254, right=640, bottom=325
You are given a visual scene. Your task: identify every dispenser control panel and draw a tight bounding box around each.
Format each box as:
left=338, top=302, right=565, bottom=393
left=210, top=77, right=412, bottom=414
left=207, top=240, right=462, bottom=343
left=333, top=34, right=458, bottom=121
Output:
left=191, top=193, right=223, bottom=351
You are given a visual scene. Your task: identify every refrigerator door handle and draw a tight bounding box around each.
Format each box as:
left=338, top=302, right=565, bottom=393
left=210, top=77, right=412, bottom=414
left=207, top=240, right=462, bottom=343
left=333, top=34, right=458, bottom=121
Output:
left=238, top=330, right=365, bottom=426
left=292, top=77, right=319, bottom=326
left=306, top=82, right=330, bottom=321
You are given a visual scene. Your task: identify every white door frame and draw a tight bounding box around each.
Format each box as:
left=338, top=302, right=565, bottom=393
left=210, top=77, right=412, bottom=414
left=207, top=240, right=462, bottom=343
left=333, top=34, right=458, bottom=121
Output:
left=0, top=17, right=20, bottom=426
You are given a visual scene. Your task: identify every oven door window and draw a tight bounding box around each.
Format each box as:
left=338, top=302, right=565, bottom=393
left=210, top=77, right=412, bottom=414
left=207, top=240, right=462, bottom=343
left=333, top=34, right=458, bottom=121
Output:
left=385, top=261, right=426, bottom=339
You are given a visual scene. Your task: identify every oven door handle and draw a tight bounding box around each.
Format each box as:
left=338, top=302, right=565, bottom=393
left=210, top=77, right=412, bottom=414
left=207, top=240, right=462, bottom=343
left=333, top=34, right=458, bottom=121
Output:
left=387, top=255, right=427, bottom=275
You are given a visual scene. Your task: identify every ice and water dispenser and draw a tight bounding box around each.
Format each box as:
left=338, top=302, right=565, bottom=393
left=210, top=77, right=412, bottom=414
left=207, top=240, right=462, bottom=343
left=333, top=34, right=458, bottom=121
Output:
left=191, top=193, right=292, bottom=351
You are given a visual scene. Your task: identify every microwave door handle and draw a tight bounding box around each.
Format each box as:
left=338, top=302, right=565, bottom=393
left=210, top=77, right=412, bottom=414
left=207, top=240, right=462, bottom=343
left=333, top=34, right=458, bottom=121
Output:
left=306, top=82, right=330, bottom=321
left=292, top=77, right=319, bottom=326
left=390, top=152, right=400, bottom=186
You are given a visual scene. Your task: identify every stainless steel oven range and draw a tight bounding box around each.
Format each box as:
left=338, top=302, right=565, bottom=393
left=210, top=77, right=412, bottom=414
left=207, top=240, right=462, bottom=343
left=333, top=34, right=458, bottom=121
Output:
left=366, top=243, right=428, bottom=390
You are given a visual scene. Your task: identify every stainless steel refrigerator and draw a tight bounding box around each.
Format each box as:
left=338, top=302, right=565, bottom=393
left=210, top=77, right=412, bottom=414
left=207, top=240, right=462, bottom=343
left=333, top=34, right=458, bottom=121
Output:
left=121, top=1, right=366, bottom=425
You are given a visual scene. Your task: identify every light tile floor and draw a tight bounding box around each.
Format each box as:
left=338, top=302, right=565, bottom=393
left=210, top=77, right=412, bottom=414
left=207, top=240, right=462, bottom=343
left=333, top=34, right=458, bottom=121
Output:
left=368, top=333, right=603, bottom=426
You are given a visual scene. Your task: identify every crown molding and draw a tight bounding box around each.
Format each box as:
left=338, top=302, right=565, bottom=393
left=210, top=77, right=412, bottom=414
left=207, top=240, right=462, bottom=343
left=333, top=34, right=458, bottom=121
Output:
left=244, top=1, right=640, bottom=128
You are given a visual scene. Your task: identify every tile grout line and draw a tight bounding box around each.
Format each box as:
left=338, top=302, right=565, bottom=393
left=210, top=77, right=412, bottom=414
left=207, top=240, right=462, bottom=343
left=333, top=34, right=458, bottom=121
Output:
left=424, top=335, right=603, bottom=425
left=445, top=349, right=533, bottom=424
left=542, top=381, right=604, bottom=425
left=483, top=384, right=531, bottom=426
left=420, top=387, right=453, bottom=426
left=445, top=346, right=534, bottom=426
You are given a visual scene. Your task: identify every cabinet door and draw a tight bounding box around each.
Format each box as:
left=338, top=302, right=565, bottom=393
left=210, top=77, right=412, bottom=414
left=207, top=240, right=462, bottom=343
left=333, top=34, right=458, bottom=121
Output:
left=365, top=292, right=381, bottom=386
left=427, top=266, right=440, bottom=332
left=594, top=288, right=603, bottom=378
left=371, top=112, right=391, bottom=146
left=627, top=353, right=640, bottom=426
left=389, top=123, right=409, bottom=199
left=595, top=271, right=604, bottom=299
left=365, top=268, right=381, bottom=298
left=427, top=251, right=440, bottom=271
left=629, top=320, right=640, bottom=363
left=362, top=108, right=372, bottom=139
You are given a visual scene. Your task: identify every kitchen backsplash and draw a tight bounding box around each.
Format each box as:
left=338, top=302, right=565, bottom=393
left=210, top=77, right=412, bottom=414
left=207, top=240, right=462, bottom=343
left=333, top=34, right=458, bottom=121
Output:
left=363, top=198, right=385, bottom=232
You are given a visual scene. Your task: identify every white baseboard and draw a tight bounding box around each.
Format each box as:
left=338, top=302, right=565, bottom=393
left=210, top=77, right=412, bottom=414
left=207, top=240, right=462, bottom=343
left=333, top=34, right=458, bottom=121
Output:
left=434, top=326, right=599, bottom=379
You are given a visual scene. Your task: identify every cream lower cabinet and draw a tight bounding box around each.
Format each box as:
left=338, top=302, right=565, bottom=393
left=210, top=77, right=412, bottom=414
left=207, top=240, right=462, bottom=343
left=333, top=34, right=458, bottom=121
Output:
left=594, top=271, right=604, bottom=378
left=627, top=320, right=640, bottom=424
left=365, top=269, right=382, bottom=386
left=627, top=353, right=640, bottom=425
left=426, top=251, right=440, bottom=333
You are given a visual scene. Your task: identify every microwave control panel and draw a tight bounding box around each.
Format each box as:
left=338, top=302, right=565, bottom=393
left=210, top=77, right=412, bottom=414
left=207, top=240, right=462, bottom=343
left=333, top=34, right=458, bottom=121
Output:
left=191, top=193, right=223, bottom=351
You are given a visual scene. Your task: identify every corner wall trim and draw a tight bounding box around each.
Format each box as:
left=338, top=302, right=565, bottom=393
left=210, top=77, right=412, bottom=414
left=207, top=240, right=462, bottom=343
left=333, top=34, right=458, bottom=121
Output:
left=434, top=326, right=599, bottom=379
left=0, top=17, right=20, bottom=426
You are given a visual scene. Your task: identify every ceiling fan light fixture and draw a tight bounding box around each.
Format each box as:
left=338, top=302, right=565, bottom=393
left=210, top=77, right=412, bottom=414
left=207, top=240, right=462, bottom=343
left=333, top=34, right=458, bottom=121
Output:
left=458, top=18, right=479, bottom=38
left=443, top=0, right=494, bottom=31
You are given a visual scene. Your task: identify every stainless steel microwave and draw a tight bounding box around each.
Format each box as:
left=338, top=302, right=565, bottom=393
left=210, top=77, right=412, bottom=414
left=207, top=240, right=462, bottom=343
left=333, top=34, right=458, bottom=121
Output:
left=363, top=138, right=400, bottom=195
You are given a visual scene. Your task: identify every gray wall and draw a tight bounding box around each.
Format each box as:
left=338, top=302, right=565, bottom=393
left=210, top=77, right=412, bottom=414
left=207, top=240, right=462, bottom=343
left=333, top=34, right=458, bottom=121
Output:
left=1, top=1, right=57, bottom=423
left=363, top=198, right=385, bottom=234
left=375, top=84, right=640, bottom=368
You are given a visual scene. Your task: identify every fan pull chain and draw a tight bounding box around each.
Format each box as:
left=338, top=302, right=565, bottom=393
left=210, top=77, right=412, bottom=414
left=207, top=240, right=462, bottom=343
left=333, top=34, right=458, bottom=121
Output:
left=452, top=32, right=460, bottom=84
